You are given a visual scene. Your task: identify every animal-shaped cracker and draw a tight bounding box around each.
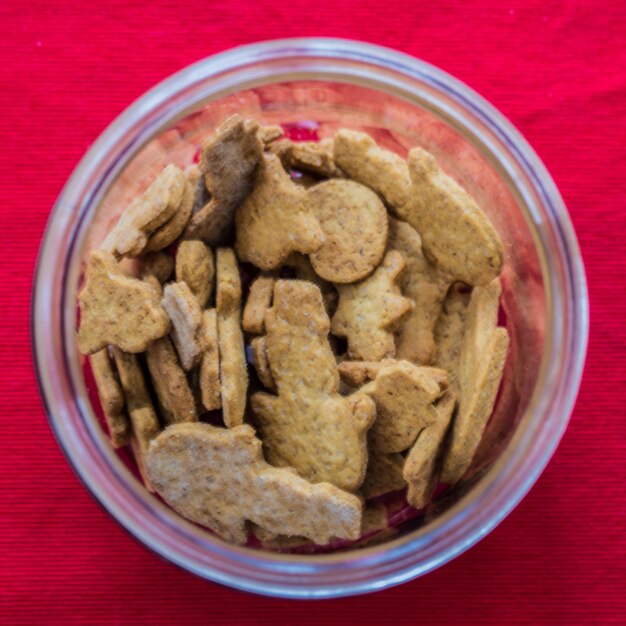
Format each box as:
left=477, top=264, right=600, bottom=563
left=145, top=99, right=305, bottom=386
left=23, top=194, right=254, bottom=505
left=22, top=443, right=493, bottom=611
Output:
left=402, top=148, right=504, bottom=286
left=307, top=179, right=388, bottom=283
left=235, top=154, right=325, bottom=270
left=242, top=273, right=275, bottom=335
left=175, top=240, right=214, bottom=308
left=146, top=423, right=363, bottom=545
left=184, top=115, right=263, bottom=244
left=161, top=282, right=203, bottom=371
left=361, top=452, right=406, bottom=500
left=331, top=251, right=414, bottom=361
left=434, top=286, right=471, bottom=393
left=216, top=248, right=248, bottom=427
left=78, top=250, right=170, bottom=354
left=250, top=336, right=275, bottom=391
left=198, top=309, right=221, bottom=412
left=111, top=347, right=161, bottom=491
left=251, top=280, right=376, bottom=491
left=388, top=217, right=450, bottom=364
left=146, top=337, right=197, bottom=424
left=143, top=178, right=194, bottom=252
left=333, top=129, right=411, bottom=211
left=89, top=348, right=130, bottom=448
left=441, top=279, right=509, bottom=483
left=271, top=138, right=344, bottom=178
left=404, top=392, right=456, bottom=508
left=102, top=164, right=186, bottom=257
left=360, top=361, right=446, bottom=453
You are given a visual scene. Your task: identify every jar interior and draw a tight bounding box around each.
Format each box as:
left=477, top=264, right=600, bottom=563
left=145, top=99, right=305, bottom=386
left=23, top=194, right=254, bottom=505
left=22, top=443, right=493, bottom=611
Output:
left=78, top=80, right=546, bottom=553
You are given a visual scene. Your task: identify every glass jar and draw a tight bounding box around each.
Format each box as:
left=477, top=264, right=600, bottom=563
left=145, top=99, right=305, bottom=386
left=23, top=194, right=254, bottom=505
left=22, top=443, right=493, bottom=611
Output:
left=32, top=38, right=588, bottom=598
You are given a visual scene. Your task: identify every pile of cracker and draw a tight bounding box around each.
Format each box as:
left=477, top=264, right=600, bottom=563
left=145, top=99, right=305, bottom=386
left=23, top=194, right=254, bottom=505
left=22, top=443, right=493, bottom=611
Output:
left=78, top=115, right=509, bottom=548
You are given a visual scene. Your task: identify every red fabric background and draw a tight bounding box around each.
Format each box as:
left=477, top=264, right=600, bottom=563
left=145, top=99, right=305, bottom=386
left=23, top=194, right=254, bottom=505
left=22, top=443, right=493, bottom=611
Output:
left=1, top=1, right=625, bottom=624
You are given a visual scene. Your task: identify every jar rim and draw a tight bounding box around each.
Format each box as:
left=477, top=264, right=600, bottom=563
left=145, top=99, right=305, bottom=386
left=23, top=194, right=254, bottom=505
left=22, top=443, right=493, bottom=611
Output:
left=32, top=38, right=589, bottom=598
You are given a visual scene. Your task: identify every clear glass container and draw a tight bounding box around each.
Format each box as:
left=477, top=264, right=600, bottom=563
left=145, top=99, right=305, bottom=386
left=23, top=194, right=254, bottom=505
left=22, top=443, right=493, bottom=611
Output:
left=32, top=38, right=588, bottom=598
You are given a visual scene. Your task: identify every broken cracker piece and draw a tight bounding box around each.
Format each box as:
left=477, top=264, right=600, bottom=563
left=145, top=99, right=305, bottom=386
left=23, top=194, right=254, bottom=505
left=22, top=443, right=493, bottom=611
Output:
left=333, top=129, right=410, bottom=211
left=361, top=451, right=406, bottom=500
left=198, top=309, right=221, bottom=412
left=78, top=250, right=170, bottom=354
left=102, top=164, right=186, bottom=257
left=235, top=153, right=325, bottom=270
left=331, top=251, right=414, bottom=361
left=258, top=124, right=284, bottom=145
left=146, top=336, right=198, bottom=424
left=216, top=248, right=248, bottom=427
left=184, top=115, right=263, bottom=244
left=175, top=240, right=215, bottom=308
left=388, top=217, right=450, bottom=365
left=161, top=282, right=203, bottom=371
left=308, top=179, right=388, bottom=283
left=144, top=177, right=194, bottom=252
left=339, top=359, right=449, bottom=390
left=250, top=336, right=275, bottom=391
left=404, top=391, right=456, bottom=509
left=111, top=347, right=161, bottom=491
left=89, top=348, right=130, bottom=448
left=147, top=422, right=363, bottom=545
left=441, top=280, right=509, bottom=483
left=271, top=138, right=344, bottom=178
left=242, top=273, right=275, bottom=335
left=361, top=361, right=445, bottom=453
left=402, top=148, right=504, bottom=286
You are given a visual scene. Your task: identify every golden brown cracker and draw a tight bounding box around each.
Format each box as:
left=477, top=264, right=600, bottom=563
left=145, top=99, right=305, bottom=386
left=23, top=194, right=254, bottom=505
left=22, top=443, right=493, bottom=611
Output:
left=404, top=391, right=456, bottom=509
left=102, top=164, right=186, bottom=257
left=258, top=124, right=284, bottom=145
left=242, top=273, right=275, bottom=335
left=184, top=115, right=263, bottom=244
left=216, top=248, right=248, bottom=427
left=78, top=250, right=170, bottom=355
left=338, top=359, right=447, bottom=389
left=251, top=280, right=375, bottom=491
left=235, top=153, right=325, bottom=270
left=308, top=179, right=388, bottom=283
left=111, top=347, right=161, bottom=491
left=402, top=148, right=504, bottom=286
left=175, top=240, right=215, bottom=308
left=362, top=361, right=445, bottom=453
left=250, top=336, right=275, bottom=391
left=198, top=309, right=221, bottom=411
left=144, top=178, right=194, bottom=252
left=271, top=138, right=344, bottom=178
left=331, top=251, right=414, bottom=361
left=333, top=129, right=411, bottom=211
left=145, top=337, right=198, bottom=424
left=146, top=423, right=363, bottom=545
left=140, top=251, right=174, bottom=284
left=161, top=282, right=203, bottom=371
left=361, top=452, right=406, bottom=500
left=441, top=280, right=509, bottom=484
left=434, top=286, right=471, bottom=393
left=89, top=348, right=130, bottom=448
left=186, top=163, right=210, bottom=214
left=388, top=217, right=450, bottom=364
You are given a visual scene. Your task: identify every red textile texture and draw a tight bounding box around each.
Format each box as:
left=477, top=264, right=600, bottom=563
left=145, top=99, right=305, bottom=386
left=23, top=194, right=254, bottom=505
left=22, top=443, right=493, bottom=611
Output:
left=1, top=1, right=625, bottom=624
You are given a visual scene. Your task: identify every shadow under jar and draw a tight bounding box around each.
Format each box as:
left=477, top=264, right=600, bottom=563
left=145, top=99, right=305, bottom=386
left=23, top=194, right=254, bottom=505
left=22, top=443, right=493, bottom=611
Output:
left=32, top=38, right=588, bottom=599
